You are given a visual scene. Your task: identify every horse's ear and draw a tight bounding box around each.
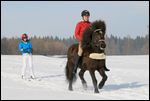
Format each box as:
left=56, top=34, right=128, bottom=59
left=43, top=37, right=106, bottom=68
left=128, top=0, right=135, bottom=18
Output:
left=81, top=27, right=93, bottom=49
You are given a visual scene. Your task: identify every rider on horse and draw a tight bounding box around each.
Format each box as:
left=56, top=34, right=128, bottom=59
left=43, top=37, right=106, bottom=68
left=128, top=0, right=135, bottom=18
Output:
left=73, top=10, right=110, bottom=74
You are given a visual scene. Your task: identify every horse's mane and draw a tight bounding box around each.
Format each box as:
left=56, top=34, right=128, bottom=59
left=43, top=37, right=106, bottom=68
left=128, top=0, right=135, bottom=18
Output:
left=81, top=20, right=106, bottom=49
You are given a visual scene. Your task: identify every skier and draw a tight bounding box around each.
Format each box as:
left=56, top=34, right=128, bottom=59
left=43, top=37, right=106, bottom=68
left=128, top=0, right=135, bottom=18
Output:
left=18, top=33, right=35, bottom=79
left=73, top=10, right=110, bottom=74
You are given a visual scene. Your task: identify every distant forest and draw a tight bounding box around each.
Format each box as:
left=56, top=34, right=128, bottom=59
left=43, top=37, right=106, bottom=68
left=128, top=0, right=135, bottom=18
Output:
left=1, top=34, right=149, bottom=55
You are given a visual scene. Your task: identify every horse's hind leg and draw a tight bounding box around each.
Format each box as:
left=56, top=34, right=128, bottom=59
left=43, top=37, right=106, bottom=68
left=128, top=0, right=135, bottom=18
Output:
left=68, top=62, right=74, bottom=91
left=98, top=69, right=108, bottom=89
left=79, top=68, right=87, bottom=89
left=68, top=79, right=73, bottom=91
left=89, top=70, right=99, bottom=93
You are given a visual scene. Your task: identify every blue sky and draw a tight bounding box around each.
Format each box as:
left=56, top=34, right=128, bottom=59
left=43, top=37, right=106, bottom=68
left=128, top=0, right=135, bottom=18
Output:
left=1, top=1, right=149, bottom=38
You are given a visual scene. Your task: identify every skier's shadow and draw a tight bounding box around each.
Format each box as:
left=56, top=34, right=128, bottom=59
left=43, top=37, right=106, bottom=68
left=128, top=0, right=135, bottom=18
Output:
left=36, top=74, right=64, bottom=79
left=103, top=82, right=148, bottom=91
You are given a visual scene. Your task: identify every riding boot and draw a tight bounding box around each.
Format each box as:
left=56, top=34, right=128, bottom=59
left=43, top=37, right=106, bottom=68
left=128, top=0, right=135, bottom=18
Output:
left=73, top=55, right=81, bottom=74
left=104, top=66, right=110, bottom=71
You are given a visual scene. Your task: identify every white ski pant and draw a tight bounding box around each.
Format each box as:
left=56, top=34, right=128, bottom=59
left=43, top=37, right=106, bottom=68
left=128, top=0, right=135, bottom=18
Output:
left=22, top=53, right=35, bottom=77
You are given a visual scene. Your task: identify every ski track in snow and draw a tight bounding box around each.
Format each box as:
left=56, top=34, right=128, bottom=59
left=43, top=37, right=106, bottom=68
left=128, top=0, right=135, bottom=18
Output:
left=1, top=55, right=149, bottom=100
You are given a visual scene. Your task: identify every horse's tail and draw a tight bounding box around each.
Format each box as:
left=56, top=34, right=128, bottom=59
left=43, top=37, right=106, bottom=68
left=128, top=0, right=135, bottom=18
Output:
left=65, top=60, right=77, bottom=83
left=65, top=61, right=70, bottom=82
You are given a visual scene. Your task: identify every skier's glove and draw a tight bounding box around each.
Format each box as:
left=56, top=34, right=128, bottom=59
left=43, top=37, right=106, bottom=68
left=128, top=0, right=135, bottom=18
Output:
left=20, top=49, right=24, bottom=52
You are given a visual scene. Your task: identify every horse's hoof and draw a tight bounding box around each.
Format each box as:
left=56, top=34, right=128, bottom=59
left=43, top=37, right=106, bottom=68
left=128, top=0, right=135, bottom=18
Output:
left=99, top=83, right=104, bottom=89
left=69, top=88, right=73, bottom=91
left=99, top=86, right=104, bottom=89
left=99, top=85, right=103, bottom=89
left=99, top=87, right=102, bottom=89
left=94, top=89, right=99, bottom=93
left=68, top=87, right=73, bottom=91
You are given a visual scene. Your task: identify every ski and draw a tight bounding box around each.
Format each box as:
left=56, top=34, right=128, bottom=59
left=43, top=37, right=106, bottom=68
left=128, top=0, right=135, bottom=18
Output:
left=27, top=78, right=41, bottom=81
left=22, top=77, right=41, bottom=81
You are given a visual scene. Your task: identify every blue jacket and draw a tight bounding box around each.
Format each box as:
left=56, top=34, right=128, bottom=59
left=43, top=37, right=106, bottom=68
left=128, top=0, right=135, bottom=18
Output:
left=18, top=40, right=33, bottom=54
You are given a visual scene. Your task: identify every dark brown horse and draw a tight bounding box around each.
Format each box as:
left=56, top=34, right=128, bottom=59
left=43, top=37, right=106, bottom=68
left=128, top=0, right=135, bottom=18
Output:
left=65, top=20, right=108, bottom=93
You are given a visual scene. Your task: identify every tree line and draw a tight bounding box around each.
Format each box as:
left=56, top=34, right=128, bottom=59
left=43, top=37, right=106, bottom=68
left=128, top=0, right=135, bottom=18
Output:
left=1, top=34, right=149, bottom=55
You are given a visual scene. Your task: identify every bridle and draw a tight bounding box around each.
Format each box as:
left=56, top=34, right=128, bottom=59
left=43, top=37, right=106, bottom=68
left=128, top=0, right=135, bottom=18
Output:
left=94, top=29, right=103, bottom=33
left=93, top=29, right=106, bottom=50
left=93, top=29, right=105, bottom=42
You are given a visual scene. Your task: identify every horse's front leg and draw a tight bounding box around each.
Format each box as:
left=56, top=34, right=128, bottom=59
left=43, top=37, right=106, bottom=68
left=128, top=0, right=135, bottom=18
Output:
left=98, top=68, right=108, bottom=89
left=89, top=70, right=99, bottom=93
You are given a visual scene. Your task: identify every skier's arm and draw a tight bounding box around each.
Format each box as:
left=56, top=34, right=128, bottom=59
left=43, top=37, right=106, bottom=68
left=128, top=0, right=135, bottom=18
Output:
left=18, top=42, right=23, bottom=52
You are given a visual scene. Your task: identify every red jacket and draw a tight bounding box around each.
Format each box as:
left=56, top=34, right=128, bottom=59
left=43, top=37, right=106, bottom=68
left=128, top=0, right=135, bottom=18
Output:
left=74, top=21, right=91, bottom=42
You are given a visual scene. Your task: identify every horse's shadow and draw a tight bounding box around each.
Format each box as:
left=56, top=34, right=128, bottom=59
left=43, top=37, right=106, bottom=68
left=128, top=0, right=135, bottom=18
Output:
left=103, top=82, right=148, bottom=91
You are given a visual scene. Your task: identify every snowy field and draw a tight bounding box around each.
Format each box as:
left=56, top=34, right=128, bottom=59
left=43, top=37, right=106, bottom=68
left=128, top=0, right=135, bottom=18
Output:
left=1, top=55, right=149, bottom=100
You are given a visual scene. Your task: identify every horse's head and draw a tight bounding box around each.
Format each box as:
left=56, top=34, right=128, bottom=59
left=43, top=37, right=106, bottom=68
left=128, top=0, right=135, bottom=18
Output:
left=91, top=28, right=106, bottom=51
left=82, top=20, right=106, bottom=52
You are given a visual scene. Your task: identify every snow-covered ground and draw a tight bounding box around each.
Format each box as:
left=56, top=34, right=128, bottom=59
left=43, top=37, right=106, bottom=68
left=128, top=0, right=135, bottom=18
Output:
left=1, top=55, right=149, bottom=100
